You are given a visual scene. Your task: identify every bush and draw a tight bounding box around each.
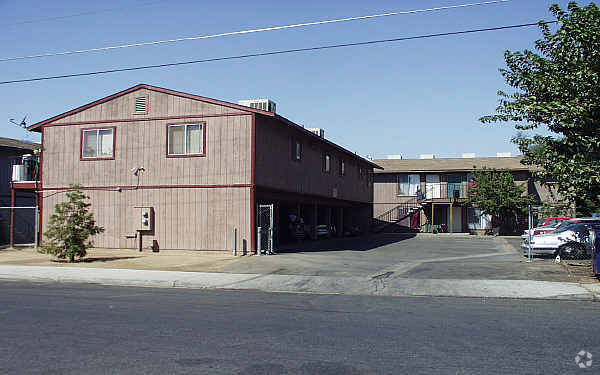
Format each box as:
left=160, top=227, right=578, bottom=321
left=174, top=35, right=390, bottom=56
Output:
left=40, top=186, right=104, bottom=262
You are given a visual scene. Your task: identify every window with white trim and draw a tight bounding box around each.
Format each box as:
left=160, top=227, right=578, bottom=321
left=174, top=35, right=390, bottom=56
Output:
left=397, top=174, right=420, bottom=196
left=82, top=128, right=114, bottom=159
left=168, top=123, right=205, bottom=156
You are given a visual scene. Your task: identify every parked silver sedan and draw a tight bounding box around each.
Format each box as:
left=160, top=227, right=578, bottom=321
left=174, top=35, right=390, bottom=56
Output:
left=522, top=220, right=600, bottom=259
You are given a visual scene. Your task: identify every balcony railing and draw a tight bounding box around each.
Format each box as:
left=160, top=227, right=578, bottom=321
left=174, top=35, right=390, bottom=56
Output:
left=421, top=183, right=472, bottom=200
left=10, top=154, right=39, bottom=183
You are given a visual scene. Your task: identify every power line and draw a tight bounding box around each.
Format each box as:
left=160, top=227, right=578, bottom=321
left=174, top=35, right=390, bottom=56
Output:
left=0, top=21, right=555, bottom=86
left=4, top=0, right=166, bottom=27
left=0, top=0, right=511, bottom=63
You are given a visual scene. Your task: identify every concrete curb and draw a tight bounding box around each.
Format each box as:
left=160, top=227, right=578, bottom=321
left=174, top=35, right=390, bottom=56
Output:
left=0, top=265, right=598, bottom=301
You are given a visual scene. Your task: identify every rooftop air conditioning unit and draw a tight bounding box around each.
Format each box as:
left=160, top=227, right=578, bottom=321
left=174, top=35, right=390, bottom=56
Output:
left=238, top=99, right=276, bottom=113
left=307, top=128, right=325, bottom=138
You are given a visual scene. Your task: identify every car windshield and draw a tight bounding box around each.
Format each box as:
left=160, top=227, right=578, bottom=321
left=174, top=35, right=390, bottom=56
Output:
left=552, top=222, right=573, bottom=233
left=545, top=218, right=565, bottom=227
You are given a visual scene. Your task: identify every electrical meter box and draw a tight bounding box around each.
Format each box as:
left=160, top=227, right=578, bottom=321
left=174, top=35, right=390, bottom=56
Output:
left=135, top=206, right=154, bottom=231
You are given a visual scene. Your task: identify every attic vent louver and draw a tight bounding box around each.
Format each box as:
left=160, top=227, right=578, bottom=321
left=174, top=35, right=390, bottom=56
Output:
left=134, top=96, right=148, bottom=114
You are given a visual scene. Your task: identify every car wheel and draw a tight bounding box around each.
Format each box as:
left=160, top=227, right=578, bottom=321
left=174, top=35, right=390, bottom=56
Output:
left=559, top=243, right=585, bottom=260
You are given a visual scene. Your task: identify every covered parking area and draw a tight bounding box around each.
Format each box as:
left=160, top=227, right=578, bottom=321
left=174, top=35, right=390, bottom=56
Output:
left=255, top=187, right=371, bottom=250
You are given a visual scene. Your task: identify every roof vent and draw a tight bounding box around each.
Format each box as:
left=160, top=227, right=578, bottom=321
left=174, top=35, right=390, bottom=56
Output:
left=419, top=154, right=435, bottom=159
left=462, top=153, right=476, bottom=158
left=387, top=154, right=403, bottom=160
left=238, top=99, right=276, bottom=113
left=307, top=128, right=325, bottom=138
left=496, top=152, right=512, bottom=157
left=134, top=95, right=148, bottom=114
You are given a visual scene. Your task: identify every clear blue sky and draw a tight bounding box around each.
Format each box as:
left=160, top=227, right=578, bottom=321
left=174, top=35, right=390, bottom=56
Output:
left=0, top=0, right=587, bottom=159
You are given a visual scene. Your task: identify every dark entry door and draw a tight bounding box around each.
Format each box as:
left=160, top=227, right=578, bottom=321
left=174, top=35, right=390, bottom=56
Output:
left=256, top=204, right=274, bottom=252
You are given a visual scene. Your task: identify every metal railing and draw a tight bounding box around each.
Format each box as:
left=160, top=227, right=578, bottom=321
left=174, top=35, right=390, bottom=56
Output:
left=372, top=198, right=420, bottom=232
left=422, top=183, right=472, bottom=200
left=9, top=155, right=40, bottom=183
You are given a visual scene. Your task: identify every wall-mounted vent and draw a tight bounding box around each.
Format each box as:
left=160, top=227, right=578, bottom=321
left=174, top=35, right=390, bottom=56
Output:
left=307, top=128, right=325, bottom=138
left=238, top=99, right=276, bottom=113
left=134, top=95, right=148, bottom=114
left=496, top=152, right=512, bottom=157
left=462, top=153, right=476, bottom=158
left=387, top=154, right=402, bottom=160
left=419, top=154, right=435, bottom=159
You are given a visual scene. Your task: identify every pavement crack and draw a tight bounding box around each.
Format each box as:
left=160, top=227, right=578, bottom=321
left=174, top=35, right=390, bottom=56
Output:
left=370, top=271, right=394, bottom=280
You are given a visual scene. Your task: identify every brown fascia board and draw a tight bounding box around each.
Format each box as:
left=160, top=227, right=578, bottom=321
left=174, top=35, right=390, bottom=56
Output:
left=271, top=113, right=382, bottom=170
left=27, top=83, right=275, bottom=132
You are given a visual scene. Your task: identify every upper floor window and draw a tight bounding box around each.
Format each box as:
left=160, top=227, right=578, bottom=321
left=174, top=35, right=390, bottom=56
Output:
left=167, top=123, right=205, bottom=157
left=291, top=139, right=302, bottom=161
left=398, top=174, right=420, bottom=196
left=81, top=127, right=115, bottom=160
left=339, top=160, right=345, bottom=176
left=322, top=153, right=331, bottom=173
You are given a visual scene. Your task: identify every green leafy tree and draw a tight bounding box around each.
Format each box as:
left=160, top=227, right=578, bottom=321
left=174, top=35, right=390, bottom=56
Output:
left=480, top=2, right=600, bottom=209
left=467, top=168, right=533, bottom=234
left=40, top=186, right=104, bottom=262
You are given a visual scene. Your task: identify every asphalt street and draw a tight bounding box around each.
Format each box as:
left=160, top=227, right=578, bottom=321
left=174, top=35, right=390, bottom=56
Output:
left=1, top=281, right=598, bottom=374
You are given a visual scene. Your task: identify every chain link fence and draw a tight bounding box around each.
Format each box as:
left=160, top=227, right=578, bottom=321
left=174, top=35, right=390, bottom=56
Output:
left=524, top=204, right=600, bottom=264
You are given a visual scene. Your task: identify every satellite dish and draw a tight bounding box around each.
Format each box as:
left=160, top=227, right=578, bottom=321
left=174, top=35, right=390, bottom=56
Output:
left=9, top=115, right=28, bottom=128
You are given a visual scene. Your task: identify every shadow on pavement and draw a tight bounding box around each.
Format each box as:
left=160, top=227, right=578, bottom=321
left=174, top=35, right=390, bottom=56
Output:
left=275, top=233, right=416, bottom=253
left=52, top=256, right=141, bottom=264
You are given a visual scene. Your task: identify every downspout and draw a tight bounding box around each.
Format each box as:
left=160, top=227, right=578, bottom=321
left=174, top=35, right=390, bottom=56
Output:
left=250, top=113, right=256, bottom=254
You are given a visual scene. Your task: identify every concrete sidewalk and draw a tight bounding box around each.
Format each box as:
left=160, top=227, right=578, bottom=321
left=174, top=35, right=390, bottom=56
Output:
left=1, top=265, right=599, bottom=301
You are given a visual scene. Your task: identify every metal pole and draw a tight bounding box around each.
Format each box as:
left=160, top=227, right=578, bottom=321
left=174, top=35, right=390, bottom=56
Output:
left=257, top=227, right=262, bottom=256
left=233, top=228, right=237, bottom=256
left=137, top=232, right=143, bottom=252
left=527, top=205, right=532, bottom=263
left=34, top=207, right=39, bottom=248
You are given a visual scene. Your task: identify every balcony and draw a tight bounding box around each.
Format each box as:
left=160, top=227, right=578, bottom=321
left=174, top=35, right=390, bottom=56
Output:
left=10, top=154, right=39, bottom=190
left=420, top=182, right=472, bottom=202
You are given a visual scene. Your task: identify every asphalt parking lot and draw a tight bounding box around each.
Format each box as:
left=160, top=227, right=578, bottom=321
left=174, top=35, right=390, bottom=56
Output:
left=1, top=235, right=585, bottom=283
left=219, top=234, right=576, bottom=282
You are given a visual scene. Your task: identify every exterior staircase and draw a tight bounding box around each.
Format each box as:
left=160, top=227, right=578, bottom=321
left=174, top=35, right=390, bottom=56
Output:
left=372, top=198, right=423, bottom=233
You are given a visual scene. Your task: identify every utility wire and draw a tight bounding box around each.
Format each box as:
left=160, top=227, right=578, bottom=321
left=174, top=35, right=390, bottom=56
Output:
left=4, top=0, right=166, bottom=27
left=0, top=21, right=555, bottom=86
left=0, top=0, right=511, bottom=63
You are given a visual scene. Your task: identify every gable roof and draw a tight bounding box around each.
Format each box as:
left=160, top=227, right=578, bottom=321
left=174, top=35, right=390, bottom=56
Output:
left=374, top=156, right=530, bottom=173
left=27, top=83, right=274, bottom=131
left=0, top=137, right=40, bottom=151
left=27, top=83, right=381, bottom=169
